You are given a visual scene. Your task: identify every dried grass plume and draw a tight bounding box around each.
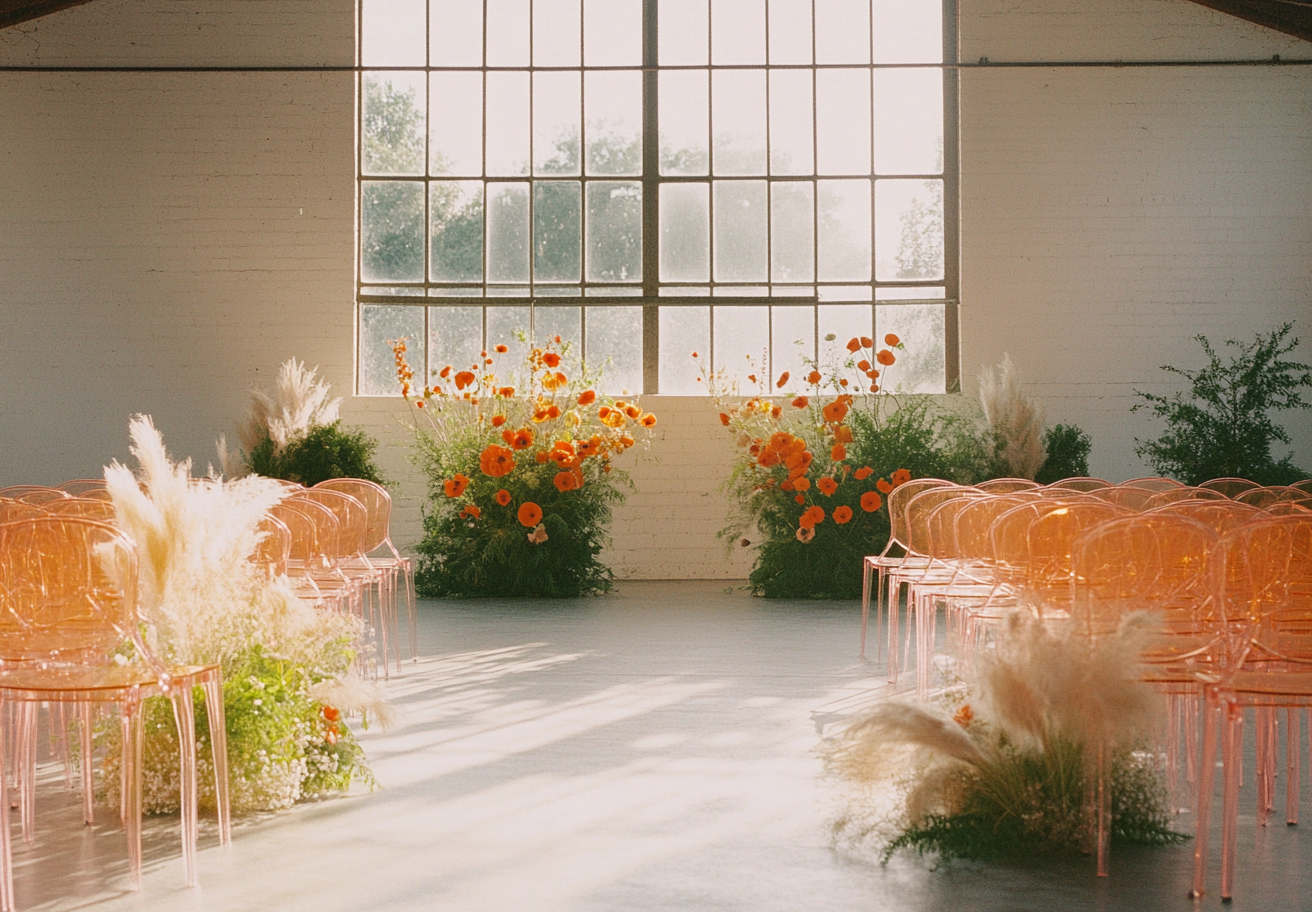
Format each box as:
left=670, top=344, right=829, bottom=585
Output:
left=978, top=354, right=1046, bottom=480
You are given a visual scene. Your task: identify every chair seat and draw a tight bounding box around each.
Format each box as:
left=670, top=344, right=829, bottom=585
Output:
left=0, top=663, right=217, bottom=697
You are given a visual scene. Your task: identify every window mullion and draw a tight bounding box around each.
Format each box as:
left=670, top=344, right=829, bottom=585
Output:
left=642, top=0, right=661, bottom=394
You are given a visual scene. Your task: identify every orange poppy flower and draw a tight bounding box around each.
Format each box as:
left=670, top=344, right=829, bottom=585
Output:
left=793, top=476, right=811, bottom=492
left=479, top=444, right=516, bottom=478
left=833, top=505, right=853, bottom=524
left=846, top=337, right=862, bottom=353
left=443, top=474, right=470, bottom=498
left=624, top=405, right=641, bottom=419
left=807, top=370, right=822, bottom=385
left=460, top=505, right=481, bottom=520
left=854, top=466, right=873, bottom=480
left=857, top=359, right=871, bottom=372
left=578, top=390, right=597, bottom=406
left=619, top=434, right=635, bottom=448
left=791, top=396, right=808, bottom=409
left=747, top=374, right=757, bottom=384
left=517, top=501, right=543, bottom=527
left=860, top=491, right=883, bottom=512
left=884, top=333, right=900, bottom=347
left=553, top=470, right=581, bottom=492
left=719, top=412, right=732, bottom=426
left=834, top=425, right=854, bottom=444
left=839, top=378, right=849, bottom=387
left=454, top=370, right=476, bottom=390
left=860, top=336, right=873, bottom=348
left=771, top=406, right=782, bottom=419
left=415, top=400, right=425, bottom=408
left=831, top=443, right=847, bottom=462
left=800, top=505, right=825, bottom=529
left=817, top=477, right=838, bottom=496
left=495, top=489, right=512, bottom=506
left=821, top=399, right=849, bottom=424
left=491, top=415, right=506, bottom=427
left=876, top=478, right=893, bottom=494
left=495, top=344, right=509, bottom=353
left=876, top=350, right=896, bottom=366
left=498, top=386, right=515, bottom=397
left=891, top=468, right=912, bottom=486
left=510, top=428, right=534, bottom=450
left=795, top=494, right=806, bottom=505
left=869, top=384, right=880, bottom=393
left=535, top=452, right=549, bottom=464
left=796, top=526, right=815, bottom=543
left=439, top=366, right=452, bottom=379
left=543, top=351, right=561, bottom=368
left=640, top=413, right=657, bottom=428
left=776, top=371, right=790, bottom=388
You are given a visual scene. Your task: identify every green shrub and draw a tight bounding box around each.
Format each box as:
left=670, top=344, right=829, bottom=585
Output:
left=1133, top=323, right=1311, bottom=485
left=247, top=421, right=387, bottom=487
left=1035, top=423, right=1093, bottom=484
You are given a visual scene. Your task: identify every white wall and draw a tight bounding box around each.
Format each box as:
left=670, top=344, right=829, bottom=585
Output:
left=1, top=0, right=1308, bottom=579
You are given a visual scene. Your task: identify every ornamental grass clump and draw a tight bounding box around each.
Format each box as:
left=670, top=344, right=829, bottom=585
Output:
left=826, top=610, right=1185, bottom=863
left=392, top=335, right=658, bottom=598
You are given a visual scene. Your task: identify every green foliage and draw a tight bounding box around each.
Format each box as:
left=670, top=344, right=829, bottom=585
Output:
left=1133, top=323, right=1311, bottom=485
left=1035, top=423, right=1093, bottom=484
left=247, top=422, right=386, bottom=487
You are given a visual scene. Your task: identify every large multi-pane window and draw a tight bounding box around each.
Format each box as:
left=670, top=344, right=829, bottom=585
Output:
left=358, top=0, right=956, bottom=395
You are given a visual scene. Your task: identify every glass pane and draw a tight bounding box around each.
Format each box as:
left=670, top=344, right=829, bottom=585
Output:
left=360, top=304, right=424, bottom=395
left=771, top=305, right=814, bottom=391
left=361, top=286, right=425, bottom=296
left=534, top=72, right=582, bottom=176
left=585, top=0, right=641, bottom=66
left=585, top=71, right=642, bottom=176
left=585, top=306, right=643, bottom=395
left=659, top=0, right=708, bottom=65
left=430, top=181, right=485, bottom=281
left=872, top=0, right=941, bottom=64
left=771, top=182, right=814, bottom=282
left=586, top=182, right=642, bottom=282
left=429, top=306, right=484, bottom=378
left=362, top=73, right=426, bottom=176
left=768, top=70, right=813, bottom=176
left=362, top=0, right=425, bottom=66
left=815, top=0, right=869, bottom=64
left=875, top=286, right=944, bottom=300
left=486, top=72, right=531, bottom=175
left=874, top=68, right=943, bottom=175
left=534, top=0, right=581, bottom=67
left=659, top=305, right=710, bottom=394
left=659, top=71, right=709, bottom=176
left=487, top=0, right=531, bottom=66
left=487, top=183, right=531, bottom=282
left=819, top=285, right=872, bottom=301
left=711, top=0, right=764, bottom=65
left=876, top=302, right=945, bottom=392
left=768, top=0, right=811, bottom=64
left=714, top=286, right=768, bottom=296
left=816, top=69, right=871, bottom=175
left=875, top=178, right=943, bottom=281
left=487, top=306, right=532, bottom=383
left=534, top=181, right=582, bottom=282
left=430, top=72, right=482, bottom=176
left=660, top=183, right=710, bottom=282
left=430, top=0, right=483, bottom=66
left=818, top=303, right=872, bottom=377
left=586, top=286, right=642, bottom=296
left=361, top=181, right=425, bottom=282
left=713, top=305, right=769, bottom=387
left=817, top=179, right=871, bottom=282
left=713, top=180, right=767, bottom=283
left=712, top=69, right=766, bottom=176
left=535, top=306, right=581, bottom=350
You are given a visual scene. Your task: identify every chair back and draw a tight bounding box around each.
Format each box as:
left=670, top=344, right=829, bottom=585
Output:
left=885, top=478, right=954, bottom=550
left=1046, top=477, right=1112, bottom=491
left=902, top=485, right=980, bottom=555
left=252, top=514, right=291, bottom=578
left=14, top=488, right=70, bottom=505
left=1121, top=476, right=1186, bottom=492
left=293, top=489, right=368, bottom=559
left=1147, top=499, right=1264, bottom=534
left=1198, top=477, right=1261, bottom=498
left=975, top=478, right=1040, bottom=493
left=314, top=478, right=393, bottom=554
left=1143, top=487, right=1228, bottom=508
left=1024, top=501, right=1130, bottom=605
left=42, top=497, right=117, bottom=522
left=1089, top=486, right=1156, bottom=511
left=1235, top=486, right=1312, bottom=508
left=1215, top=516, right=1312, bottom=666
left=58, top=479, right=109, bottom=497
left=270, top=500, right=338, bottom=570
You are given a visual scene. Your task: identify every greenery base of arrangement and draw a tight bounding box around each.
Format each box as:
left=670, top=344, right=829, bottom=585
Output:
left=246, top=422, right=387, bottom=487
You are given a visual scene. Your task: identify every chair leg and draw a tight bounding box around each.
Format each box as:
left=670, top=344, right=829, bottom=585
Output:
left=1095, top=738, right=1111, bottom=877
left=0, top=696, right=13, bottom=912
left=1287, top=707, right=1300, bottom=826
left=202, top=678, right=232, bottom=845
left=80, top=702, right=95, bottom=826
left=169, top=687, right=200, bottom=888
left=1221, top=703, right=1243, bottom=901
left=17, top=702, right=36, bottom=846
left=1191, top=690, right=1219, bottom=898
left=123, top=692, right=144, bottom=891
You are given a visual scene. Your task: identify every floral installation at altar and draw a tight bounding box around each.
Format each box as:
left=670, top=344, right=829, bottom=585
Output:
left=825, top=611, right=1185, bottom=863
left=391, top=336, right=658, bottom=598
left=99, top=416, right=385, bottom=814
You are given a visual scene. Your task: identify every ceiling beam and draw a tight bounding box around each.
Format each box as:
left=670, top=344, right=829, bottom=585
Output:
left=1186, top=1, right=1312, bottom=43
left=0, top=0, right=98, bottom=30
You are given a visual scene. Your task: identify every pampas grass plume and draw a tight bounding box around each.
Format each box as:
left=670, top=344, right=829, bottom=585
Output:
left=978, top=354, right=1046, bottom=480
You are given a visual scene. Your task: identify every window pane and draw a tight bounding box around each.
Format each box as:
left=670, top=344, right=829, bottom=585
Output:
left=429, top=306, right=484, bottom=378
left=585, top=71, right=642, bottom=176
left=487, top=306, right=532, bottom=382
left=487, top=183, right=530, bottom=282
left=768, top=0, right=811, bottom=64
left=660, top=184, right=710, bottom=282
left=771, top=182, right=814, bottom=282
left=712, top=70, right=766, bottom=176
left=659, top=0, right=708, bottom=65
left=486, top=72, right=530, bottom=176
left=430, top=0, right=483, bottom=66
left=713, top=305, right=768, bottom=384
left=586, top=306, right=643, bottom=395
left=535, top=306, right=581, bottom=349
left=362, top=0, right=425, bottom=66
left=771, top=305, right=814, bottom=391
left=876, top=302, right=944, bottom=392
left=872, top=0, right=941, bottom=64
left=360, top=304, right=424, bottom=395
left=430, top=181, right=485, bottom=281
left=875, top=178, right=943, bottom=281
left=768, top=70, right=813, bottom=176
left=534, top=181, right=582, bottom=282
left=713, top=180, right=767, bottom=283
left=659, top=306, right=710, bottom=394
left=534, top=72, right=582, bottom=176
left=711, top=0, right=764, bottom=65
left=818, top=303, right=872, bottom=375
left=487, top=0, right=531, bottom=66
left=362, top=181, right=425, bottom=282
left=874, top=68, right=942, bottom=175
left=362, top=73, right=426, bottom=176
left=430, top=72, right=482, bottom=176
left=586, top=182, right=642, bottom=282
left=534, top=0, right=581, bottom=67
left=817, top=178, right=871, bottom=282
left=584, top=0, right=641, bottom=66
left=815, top=0, right=869, bottom=64
left=659, top=71, right=709, bottom=176
left=876, top=286, right=945, bottom=300
left=816, top=69, right=871, bottom=175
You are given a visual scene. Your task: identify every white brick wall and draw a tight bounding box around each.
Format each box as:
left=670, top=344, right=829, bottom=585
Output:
left=1, top=0, right=1308, bottom=580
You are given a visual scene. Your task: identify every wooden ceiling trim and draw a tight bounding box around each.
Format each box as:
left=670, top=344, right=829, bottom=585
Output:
left=1187, top=1, right=1312, bottom=43
left=0, top=0, right=98, bottom=30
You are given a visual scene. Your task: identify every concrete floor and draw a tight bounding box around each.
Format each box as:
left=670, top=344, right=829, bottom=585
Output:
left=11, top=580, right=1312, bottom=911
